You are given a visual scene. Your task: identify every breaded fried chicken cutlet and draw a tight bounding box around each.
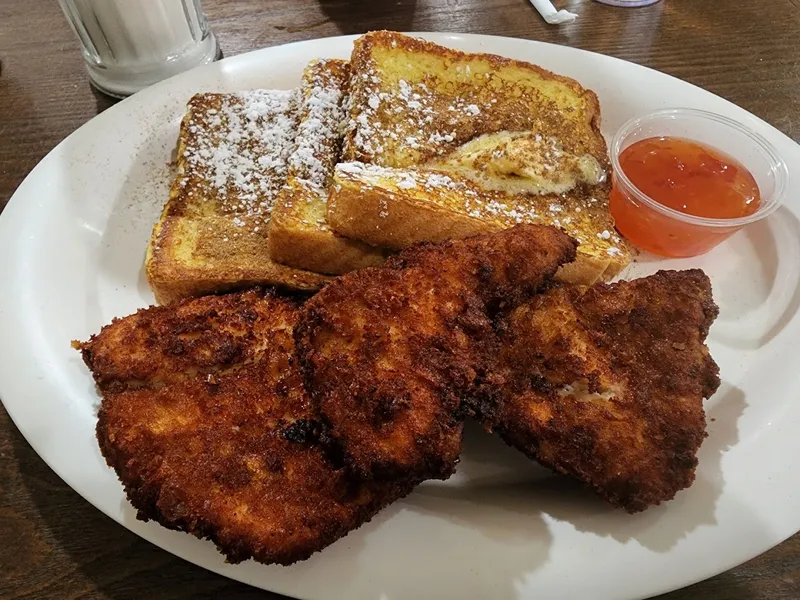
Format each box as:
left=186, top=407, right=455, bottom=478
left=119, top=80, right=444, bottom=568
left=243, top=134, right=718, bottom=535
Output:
left=294, top=224, right=577, bottom=482
left=479, top=270, right=720, bottom=512
left=75, top=289, right=416, bottom=565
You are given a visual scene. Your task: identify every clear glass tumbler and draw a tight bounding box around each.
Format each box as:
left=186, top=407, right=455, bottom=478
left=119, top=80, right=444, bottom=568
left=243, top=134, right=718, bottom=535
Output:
left=57, top=0, right=220, bottom=97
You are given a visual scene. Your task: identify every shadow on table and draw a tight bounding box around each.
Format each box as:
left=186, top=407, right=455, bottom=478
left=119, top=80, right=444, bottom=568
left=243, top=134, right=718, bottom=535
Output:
left=90, top=84, right=121, bottom=113
left=317, top=0, right=418, bottom=35
left=0, top=74, right=51, bottom=203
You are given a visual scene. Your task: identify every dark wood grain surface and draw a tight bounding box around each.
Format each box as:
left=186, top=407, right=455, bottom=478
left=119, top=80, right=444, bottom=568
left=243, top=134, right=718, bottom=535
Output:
left=2, top=0, right=800, bottom=598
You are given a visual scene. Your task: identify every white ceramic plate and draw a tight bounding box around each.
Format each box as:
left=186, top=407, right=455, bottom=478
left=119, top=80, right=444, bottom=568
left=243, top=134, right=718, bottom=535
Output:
left=1, top=33, right=800, bottom=600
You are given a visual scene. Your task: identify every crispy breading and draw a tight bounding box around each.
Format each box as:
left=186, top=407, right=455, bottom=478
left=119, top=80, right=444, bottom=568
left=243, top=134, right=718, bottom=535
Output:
left=480, top=270, right=720, bottom=512
left=294, top=225, right=577, bottom=481
left=76, top=289, right=414, bottom=565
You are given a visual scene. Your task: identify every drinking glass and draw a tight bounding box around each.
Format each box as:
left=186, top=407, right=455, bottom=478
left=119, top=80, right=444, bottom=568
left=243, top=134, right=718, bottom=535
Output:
left=57, top=0, right=220, bottom=97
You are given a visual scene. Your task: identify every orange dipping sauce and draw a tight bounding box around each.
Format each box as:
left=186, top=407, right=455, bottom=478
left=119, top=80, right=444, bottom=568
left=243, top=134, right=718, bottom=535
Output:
left=610, top=136, right=761, bottom=257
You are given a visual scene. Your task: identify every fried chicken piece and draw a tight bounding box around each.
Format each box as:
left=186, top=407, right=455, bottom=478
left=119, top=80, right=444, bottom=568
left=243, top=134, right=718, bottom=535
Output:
left=480, top=270, right=720, bottom=512
left=294, top=225, right=577, bottom=481
left=76, top=288, right=414, bottom=565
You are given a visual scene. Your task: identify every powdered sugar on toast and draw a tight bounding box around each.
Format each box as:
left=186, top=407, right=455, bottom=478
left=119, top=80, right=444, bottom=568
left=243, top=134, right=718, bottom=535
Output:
left=333, top=161, right=624, bottom=256
left=287, top=59, right=350, bottom=191
left=181, top=89, right=298, bottom=223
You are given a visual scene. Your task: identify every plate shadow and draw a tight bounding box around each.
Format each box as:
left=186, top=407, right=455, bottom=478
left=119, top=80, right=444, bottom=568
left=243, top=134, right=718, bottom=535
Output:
left=419, top=383, right=745, bottom=556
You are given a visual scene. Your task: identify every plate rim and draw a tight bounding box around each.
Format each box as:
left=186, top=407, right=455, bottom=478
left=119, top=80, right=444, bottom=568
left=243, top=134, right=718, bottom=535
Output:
left=2, top=31, right=800, bottom=600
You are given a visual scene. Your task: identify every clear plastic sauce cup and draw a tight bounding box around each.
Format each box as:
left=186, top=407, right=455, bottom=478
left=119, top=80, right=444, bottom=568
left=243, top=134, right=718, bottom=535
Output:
left=609, top=108, right=788, bottom=258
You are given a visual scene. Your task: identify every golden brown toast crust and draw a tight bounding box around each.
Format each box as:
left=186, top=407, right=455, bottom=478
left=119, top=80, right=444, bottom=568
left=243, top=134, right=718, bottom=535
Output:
left=269, top=179, right=388, bottom=275
left=77, top=289, right=415, bottom=565
left=328, top=162, right=630, bottom=286
left=344, top=31, right=607, bottom=168
left=146, top=91, right=330, bottom=305
left=268, top=59, right=387, bottom=275
left=482, top=270, right=720, bottom=512
left=147, top=211, right=331, bottom=305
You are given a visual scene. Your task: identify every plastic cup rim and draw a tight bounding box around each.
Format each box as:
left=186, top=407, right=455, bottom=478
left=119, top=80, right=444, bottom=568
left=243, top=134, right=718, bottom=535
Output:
left=609, top=107, right=788, bottom=229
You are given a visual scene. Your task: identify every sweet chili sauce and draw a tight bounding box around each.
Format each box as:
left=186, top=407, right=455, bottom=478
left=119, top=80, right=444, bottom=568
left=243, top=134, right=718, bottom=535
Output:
left=610, top=137, right=761, bottom=257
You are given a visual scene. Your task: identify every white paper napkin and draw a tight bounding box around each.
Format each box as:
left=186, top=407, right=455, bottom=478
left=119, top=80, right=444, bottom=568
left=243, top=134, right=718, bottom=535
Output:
left=529, top=0, right=578, bottom=24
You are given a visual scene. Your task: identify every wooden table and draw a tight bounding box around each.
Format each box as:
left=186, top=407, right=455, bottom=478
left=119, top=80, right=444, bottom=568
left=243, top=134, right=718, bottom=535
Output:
left=2, top=0, right=799, bottom=598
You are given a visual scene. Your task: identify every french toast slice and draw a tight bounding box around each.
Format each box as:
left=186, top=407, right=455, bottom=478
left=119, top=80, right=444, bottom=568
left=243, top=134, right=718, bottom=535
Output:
left=146, top=90, right=331, bottom=305
left=343, top=31, right=607, bottom=169
left=268, top=60, right=386, bottom=275
left=331, top=31, right=630, bottom=285
left=328, top=162, right=629, bottom=286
